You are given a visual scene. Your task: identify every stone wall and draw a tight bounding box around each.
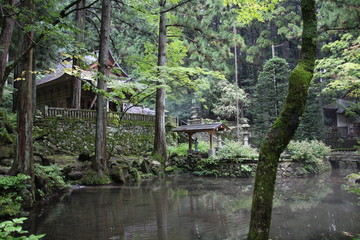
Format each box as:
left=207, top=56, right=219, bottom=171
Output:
left=33, top=116, right=172, bottom=157
left=171, top=153, right=331, bottom=178
left=329, top=151, right=360, bottom=169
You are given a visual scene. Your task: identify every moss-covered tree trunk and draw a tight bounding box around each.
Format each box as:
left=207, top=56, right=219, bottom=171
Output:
left=94, top=0, right=111, bottom=174
left=153, top=0, right=168, bottom=162
left=247, top=0, right=317, bottom=239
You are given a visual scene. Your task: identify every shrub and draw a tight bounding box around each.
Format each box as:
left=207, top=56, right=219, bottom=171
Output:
left=0, top=174, right=30, bottom=217
left=168, top=141, right=210, bottom=156
left=34, top=164, right=70, bottom=199
left=0, top=217, right=45, bottom=239
left=285, top=140, right=331, bottom=164
left=214, top=140, right=258, bottom=160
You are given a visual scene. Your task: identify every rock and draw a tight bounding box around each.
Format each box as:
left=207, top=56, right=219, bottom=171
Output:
left=151, top=160, right=161, bottom=165
left=0, top=167, right=10, bottom=175
left=0, top=145, right=14, bottom=159
left=296, top=169, right=304, bottom=176
left=165, top=166, right=175, bottom=172
left=150, top=160, right=162, bottom=174
left=110, top=166, right=130, bottom=183
left=355, top=179, right=360, bottom=184
left=33, top=155, right=42, bottom=164
left=67, top=171, right=83, bottom=181
left=42, top=156, right=56, bottom=166
left=0, top=158, right=12, bottom=167
left=78, top=151, right=91, bottom=162
left=20, top=188, right=34, bottom=209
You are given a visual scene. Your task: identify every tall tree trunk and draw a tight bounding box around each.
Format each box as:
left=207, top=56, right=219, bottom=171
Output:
left=0, top=0, right=16, bottom=105
left=8, top=0, right=35, bottom=207
left=248, top=0, right=317, bottom=239
left=94, top=0, right=111, bottom=174
left=153, top=0, right=167, bottom=162
left=71, top=0, right=86, bottom=109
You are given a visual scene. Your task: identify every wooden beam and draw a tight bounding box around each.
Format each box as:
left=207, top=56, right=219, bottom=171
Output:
left=188, top=133, right=193, bottom=151
left=209, top=131, right=214, bottom=150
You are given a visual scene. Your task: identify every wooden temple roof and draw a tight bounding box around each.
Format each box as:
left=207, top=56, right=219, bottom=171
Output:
left=172, top=122, right=230, bottom=134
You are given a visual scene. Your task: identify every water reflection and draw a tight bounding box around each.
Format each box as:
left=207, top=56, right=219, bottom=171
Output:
left=27, top=170, right=360, bottom=240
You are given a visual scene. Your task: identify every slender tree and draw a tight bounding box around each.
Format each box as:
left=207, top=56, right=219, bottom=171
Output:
left=248, top=0, right=317, bottom=238
left=94, top=0, right=111, bottom=174
left=8, top=0, right=35, bottom=206
left=153, top=0, right=168, bottom=161
left=0, top=0, right=16, bottom=105
left=71, top=0, right=86, bottom=109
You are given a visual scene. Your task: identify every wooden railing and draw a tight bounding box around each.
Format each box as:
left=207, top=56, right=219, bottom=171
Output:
left=42, top=106, right=178, bottom=125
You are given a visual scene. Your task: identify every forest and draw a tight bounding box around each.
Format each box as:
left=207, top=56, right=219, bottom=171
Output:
left=0, top=0, right=359, bottom=239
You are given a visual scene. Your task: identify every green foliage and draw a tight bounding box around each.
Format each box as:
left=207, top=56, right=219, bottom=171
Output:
left=0, top=218, right=45, bottom=240
left=0, top=174, right=30, bottom=217
left=213, top=81, right=249, bottom=119
left=224, top=0, right=281, bottom=24
left=0, top=85, right=15, bottom=112
left=213, top=140, right=258, bottom=160
left=168, top=141, right=210, bottom=156
left=285, top=140, right=331, bottom=164
left=316, top=34, right=360, bottom=99
left=0, top=174, right=30, bottom=190
left=295, top=84, right=326, bottom=141
left=34, top=165, right=69, bottom=198
left=344, top=172, right=360, bottom=204
left=251, top=57, right=290, bottom=146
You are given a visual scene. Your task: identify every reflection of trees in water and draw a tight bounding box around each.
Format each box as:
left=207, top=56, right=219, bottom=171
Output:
left=27, top=172, right=360, bottom=240
left=167, top=176, right=254, bottom=239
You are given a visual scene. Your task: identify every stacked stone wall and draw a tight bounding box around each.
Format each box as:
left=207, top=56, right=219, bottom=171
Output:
left=329, top=151, right=360, bottom=169
left=33, top=116, right=160, bottom=157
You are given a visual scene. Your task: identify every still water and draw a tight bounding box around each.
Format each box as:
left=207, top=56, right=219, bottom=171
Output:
left=27, top=170, right=360, bottom=240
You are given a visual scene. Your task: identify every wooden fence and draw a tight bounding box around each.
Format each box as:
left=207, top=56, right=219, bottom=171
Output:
left=42, top=106, right=178, bottom=125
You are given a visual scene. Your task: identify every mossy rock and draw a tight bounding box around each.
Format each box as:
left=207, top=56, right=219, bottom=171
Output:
left=165, top=166, right=175, bottom=172
left=0, top=145, right=14, bottom=159
left=150, top=160, right=162, bottom=174
left=346, top=173, right=360, bottom=183
left=109, top=165, right=130, bottom=183
left=80, top=170, right=111, bottom=185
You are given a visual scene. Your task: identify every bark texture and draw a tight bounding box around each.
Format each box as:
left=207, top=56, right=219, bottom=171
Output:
left=248, top=0, right=317, bottom=239
left=0, top=0, right=15, bottom=104
left=8, top=0, right=35, bottom=206
left=71, top=0, right=86, bottom=109
left=153, top=0, right=168, bottom=161
left=94, top=0, right=111, bottom=173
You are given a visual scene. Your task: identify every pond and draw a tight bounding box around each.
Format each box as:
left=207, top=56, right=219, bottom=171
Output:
left=26, top=169, right=360, bottom=240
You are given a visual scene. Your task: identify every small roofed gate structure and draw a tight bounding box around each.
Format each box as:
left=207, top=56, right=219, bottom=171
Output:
left=173, top=122, right=230, bottom=156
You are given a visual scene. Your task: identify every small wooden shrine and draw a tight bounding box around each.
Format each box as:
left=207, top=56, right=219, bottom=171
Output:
left=172, top=122, right=230, bottom=156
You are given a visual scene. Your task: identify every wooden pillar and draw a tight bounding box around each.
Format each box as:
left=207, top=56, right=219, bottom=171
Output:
left=209, top=130, right=215, bottom=156
left=188, top=133, right=193, bottom=151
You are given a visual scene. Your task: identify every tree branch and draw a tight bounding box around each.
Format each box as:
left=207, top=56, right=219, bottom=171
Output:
left=2, top=0, right=100, bottom=83
left=160, top=0, right=193, bottom=13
